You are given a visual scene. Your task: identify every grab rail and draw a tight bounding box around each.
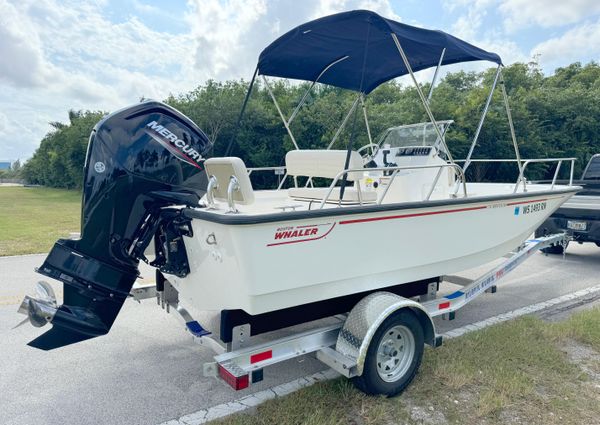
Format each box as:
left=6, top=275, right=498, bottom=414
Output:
left=247, top=166, right=286, bottom=175
left=453, top=158, right=576, bottom=192
left=319, top=163, right=468, bottom=209
left=515, top=158, right=576, bottom=193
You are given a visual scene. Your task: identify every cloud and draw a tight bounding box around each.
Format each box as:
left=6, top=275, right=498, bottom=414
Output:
left=3, top=0, right=401, bottom=161
left=132, top=0, right=161, bottom=14
left=531, top=19, right=600, bottom=68
left=499, top=0, right=600, bottom=31
left=0, top=0, right=202, bottom=161
left=448, top=0, right=527, bottom=67
left=0, top=0, right=55, bottom=87
left=185, top=0, right=402, bottom=82
left=0, top=112, right=7, bottom=134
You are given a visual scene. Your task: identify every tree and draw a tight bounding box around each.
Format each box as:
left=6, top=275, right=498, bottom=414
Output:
left=21, top=61, right=600, bottom=188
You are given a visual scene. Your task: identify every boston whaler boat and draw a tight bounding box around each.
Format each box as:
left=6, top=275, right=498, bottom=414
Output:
left=18, top=10, right=579, bottom=395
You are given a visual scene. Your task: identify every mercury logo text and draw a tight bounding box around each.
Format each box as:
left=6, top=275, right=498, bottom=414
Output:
left=146, top=121, right=204, bottom=165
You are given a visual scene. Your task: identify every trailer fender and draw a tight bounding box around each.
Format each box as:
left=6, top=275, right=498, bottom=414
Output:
left=336, top=291, right=436, bottom=377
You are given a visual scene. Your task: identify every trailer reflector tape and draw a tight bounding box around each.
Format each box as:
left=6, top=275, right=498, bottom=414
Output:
left=250, top=350, right=273, bottom=364
left=445, top=291, right=463, bottom=300
left=186, top=321, right=211, bottom=337
left=438, top=301, right=451, bottom=309
left=218, top=365, right=249, bottom=390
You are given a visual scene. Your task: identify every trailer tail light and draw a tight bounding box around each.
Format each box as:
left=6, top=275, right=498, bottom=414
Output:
left=250, top=350, right=272, bottom=364
left=438, top=301, right=450, bottom=310
left=218, top=365, right=249, bottom=390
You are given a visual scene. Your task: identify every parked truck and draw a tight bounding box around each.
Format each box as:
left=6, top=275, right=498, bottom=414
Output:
left=536, top=154, right=600, bottom=253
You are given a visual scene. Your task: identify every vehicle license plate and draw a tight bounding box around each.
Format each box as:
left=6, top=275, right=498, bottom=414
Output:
left=567, top=220, right=587, bottom=231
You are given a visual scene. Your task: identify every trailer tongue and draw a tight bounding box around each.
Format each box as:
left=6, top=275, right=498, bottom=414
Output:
left=19, top=101, right=212, bottom=350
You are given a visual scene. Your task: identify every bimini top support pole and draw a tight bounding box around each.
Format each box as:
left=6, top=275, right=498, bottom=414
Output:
left=327, top=95, right=361, bottom=150
left=225, top=66, right=258, bottom=156
left=463, top=65, right=502, bottom=174
left=263, top=56, right=350, bottom=151
left=391, top=33, right=454, bottom=164
left=499, top=68, right=523, bottom=178
left=360, top=94, right=373, bottom=146
left=262, top=75, right=300, bottom=150
left=427, top=48, right=446, bottom=103
left=288, top=56, right=350, bottom=126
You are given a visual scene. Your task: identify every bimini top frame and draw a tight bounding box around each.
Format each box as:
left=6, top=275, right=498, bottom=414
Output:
left=231, top=10, right=523, bottom=194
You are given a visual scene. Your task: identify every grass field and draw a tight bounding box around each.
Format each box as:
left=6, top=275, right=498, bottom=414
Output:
left=216, top=307, right=600, bottom=425
left=0, top=187, right=81, bottom=256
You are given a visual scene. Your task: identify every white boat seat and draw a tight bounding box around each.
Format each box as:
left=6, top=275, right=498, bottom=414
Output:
left=288, top=187, right=377, bottom=204
left=285, top=149, right=372, bottom=204
left=285, top=149, right=364, bottom=181
left=204, top=157, right=255, bottom=205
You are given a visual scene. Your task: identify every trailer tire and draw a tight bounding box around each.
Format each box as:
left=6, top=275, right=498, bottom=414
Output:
left=352, top=309, right=424, bottom=397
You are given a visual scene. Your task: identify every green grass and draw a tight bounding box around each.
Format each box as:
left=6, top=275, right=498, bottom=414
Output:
left=0, top=187, right=81, bottom=256
left=216, top=307, right=600, bottom=425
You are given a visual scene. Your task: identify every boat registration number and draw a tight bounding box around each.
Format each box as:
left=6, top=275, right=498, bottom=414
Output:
left=567, top=220, right=587, bottom=231
left=521, top=201, right=546, bottom=214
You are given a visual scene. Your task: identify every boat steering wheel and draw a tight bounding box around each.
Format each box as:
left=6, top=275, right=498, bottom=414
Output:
left=357, top=143, right=380, bottom=164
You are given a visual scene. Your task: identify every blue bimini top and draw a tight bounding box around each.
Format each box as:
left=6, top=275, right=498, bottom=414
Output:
left=257, top=10, right=502, bottom=94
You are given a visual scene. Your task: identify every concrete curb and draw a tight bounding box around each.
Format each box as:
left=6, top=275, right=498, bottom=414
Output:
left=158, top=369, right=340, bottom=425
left=440, top=283, right=600, bottom=339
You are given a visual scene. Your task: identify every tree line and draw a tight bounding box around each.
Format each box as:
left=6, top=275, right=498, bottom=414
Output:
left=22, top=61, right=600, bottom=189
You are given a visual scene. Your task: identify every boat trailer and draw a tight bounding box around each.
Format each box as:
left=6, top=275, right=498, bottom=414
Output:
left=130, top=233, right=567, bottom=395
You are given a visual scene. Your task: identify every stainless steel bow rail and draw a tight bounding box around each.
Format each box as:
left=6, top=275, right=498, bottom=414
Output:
left=131, top=233, right=567, bottom=391
left=453, top=158, right=577, bottom=193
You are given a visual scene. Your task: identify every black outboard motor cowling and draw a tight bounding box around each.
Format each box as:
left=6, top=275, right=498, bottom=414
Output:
left=27, top=101, right=211, bottom=350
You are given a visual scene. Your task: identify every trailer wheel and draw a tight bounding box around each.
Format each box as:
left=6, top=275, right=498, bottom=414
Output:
left=352, top=309, right=424, bottom=397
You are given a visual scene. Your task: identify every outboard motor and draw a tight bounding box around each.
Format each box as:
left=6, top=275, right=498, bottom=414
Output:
left=20, top=101, right=212, bottom=350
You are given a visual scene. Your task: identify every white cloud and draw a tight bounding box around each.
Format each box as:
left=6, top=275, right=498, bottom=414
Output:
left=0, top=0, right=202, bottom=161
left=0, top=0, right=55, bottom=88
left=448, top=0, right=527, bottom=67
left=4, top=0, right=400, bottom=161
left=132, top=0, right=161, bottom=15
left=531, top=19, right=600, bottom=68
left=500, top=0, right=600, bottom=31
left=0, top=112, right=8, bottom=134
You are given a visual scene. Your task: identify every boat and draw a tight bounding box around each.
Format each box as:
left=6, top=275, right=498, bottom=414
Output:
left=18, top=10, right=579, bottom=351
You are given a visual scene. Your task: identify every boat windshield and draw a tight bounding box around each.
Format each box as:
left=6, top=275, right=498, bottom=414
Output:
left=379, top=120, right=454, bottom=149
left=584, top=156, right=600, bottom=180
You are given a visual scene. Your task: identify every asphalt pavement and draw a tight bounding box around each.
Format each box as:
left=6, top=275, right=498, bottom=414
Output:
left=0, top=243, right=599, bottom=425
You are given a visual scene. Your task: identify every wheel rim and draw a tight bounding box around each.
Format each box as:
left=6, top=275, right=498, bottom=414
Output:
left=375, top=324, right=415, bottom=383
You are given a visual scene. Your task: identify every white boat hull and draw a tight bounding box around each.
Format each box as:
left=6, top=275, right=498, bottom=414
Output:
left=170, top=185, right=576, bottom=315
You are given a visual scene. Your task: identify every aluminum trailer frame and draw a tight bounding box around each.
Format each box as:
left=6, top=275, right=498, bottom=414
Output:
left=131, top=233, right=568, bottom=392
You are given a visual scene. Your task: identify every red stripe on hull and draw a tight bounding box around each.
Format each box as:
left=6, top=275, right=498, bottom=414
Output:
left=339, top=205, right=486, bottom=225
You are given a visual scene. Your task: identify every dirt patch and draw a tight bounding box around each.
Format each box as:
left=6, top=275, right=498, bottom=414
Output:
left=403, top=398, right=448, bottom=425
left=560, top=338, right=600, bottom=385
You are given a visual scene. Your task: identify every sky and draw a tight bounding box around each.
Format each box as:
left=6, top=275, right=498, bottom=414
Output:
left=1, top=0, right=599, bottom=162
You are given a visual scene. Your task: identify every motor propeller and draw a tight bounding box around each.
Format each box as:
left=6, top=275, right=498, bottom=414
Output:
left=15, top=281, right=58, bottom=329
